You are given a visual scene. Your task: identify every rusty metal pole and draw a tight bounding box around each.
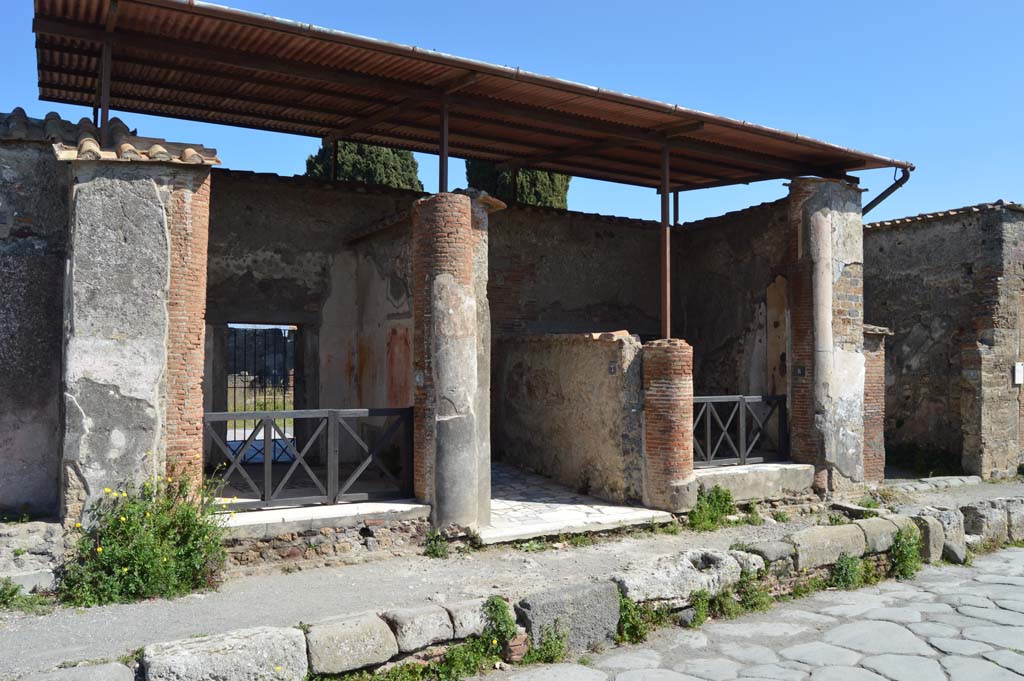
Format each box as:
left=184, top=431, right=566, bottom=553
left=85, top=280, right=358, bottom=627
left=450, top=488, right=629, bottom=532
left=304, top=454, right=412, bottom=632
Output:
left=661, top=146, right=671, bottom=338
left=673, top=190, right=679, bottom=226
left=439, top=96, right=449, bottom=193
left=99, top=40, right=112, bottom=147
left=328, top=136, right=338, bottom=181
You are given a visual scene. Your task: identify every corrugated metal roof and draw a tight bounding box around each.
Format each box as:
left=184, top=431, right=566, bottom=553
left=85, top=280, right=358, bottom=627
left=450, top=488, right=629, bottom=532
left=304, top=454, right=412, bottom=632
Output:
left=0, top=107, right=219, bottom=164
left=866, top=200, right=1024, bottom=229
left=34, top=0, right=912, bottom=189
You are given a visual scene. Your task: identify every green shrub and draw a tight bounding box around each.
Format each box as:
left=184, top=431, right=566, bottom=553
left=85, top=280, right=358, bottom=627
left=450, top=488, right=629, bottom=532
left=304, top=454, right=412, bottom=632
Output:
left=771, top=510, right=791, bottom=523
left=655, top=518, right=682, bottom=535
left=482, top=596, right=517, bottom=648
left=745, top=502, right=764, bottom=526
left=828, top=553, right=864, bottom=590
left=687, top=486, right=737, bottom=531
left=58, top=478, right=225, bottom=607
left=736, top=572, right=773, bottom=612
left=891, top=524, right=923, bottom=579
left=688, top=589, right=711, bottom=628
left=616, top=592, right=673, bottom=644
left=709, top=590, right=743, bottom=620
left=522, top=625, right=568, bottom=665
left=514, top=539, right=547, bottom=553
left=858, top=496, right=881, bottom=509
left=828, top=513, right=850, bottom=526
left=424, top=530, right=449, bottom=559
left=862, top=559, right=885, bottom=585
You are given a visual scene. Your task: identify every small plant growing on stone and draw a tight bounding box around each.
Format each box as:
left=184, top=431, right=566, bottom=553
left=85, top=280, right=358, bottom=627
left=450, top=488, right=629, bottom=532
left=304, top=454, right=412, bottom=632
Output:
left=771, top=510, right=791, bottom=523
left=828, top=553, right=864, bottom=590
left=890, top=524, right=923, bottom=579
left=745, top=502, right=764, bottom=526
left=709, top=589, right=743, bottom=620
left=655, top=518, right=682, bottom=535
left=787, top=575, right=827, bottom=599
left=522, top=624, right=568, bottom=664
left=862, top=558, right=885, bottom=585
left=687, top=486, right=737, bottom=532
left=735, top=571, right=773, bottom=612
left=858, top=495, right=881, bottom=509
left=514, top=538, right=548, bottom=553
left=423, top=530, right=449, bottom=559
left=482, top=596, right=517, bottom=649
left=827, top=512, right=850, bottom=526
left=57, top=477, right=226, bottom=607
left=688, top=589, right=711, bottom=628
left=615, top=592, right=672, bottom=644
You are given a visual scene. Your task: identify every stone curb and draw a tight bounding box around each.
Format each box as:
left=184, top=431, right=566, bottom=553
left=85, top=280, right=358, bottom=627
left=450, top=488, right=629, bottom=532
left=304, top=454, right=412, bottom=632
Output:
left=32, top=495, right=1024, bottom=680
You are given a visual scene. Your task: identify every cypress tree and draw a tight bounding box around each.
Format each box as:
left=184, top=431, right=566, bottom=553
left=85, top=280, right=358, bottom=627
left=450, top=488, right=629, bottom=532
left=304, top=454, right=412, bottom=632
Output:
left=465, top=160, right=571, bottom=209
left=306, top=140, right=423, bottom=191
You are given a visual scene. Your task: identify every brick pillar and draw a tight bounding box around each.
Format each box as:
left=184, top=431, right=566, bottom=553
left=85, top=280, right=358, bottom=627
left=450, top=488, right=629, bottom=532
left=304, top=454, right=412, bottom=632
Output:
left=412, top=193, right=480, bottom=527
left=863, top=326, right=891, bottom=483
left=641, top=338, right=695, bottom=511
left=165, top=172, right=211, bottom=489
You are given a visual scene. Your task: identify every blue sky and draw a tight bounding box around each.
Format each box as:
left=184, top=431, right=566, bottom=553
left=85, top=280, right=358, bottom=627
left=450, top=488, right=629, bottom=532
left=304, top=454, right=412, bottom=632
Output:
left=5, top=0, right=1022, bottom=222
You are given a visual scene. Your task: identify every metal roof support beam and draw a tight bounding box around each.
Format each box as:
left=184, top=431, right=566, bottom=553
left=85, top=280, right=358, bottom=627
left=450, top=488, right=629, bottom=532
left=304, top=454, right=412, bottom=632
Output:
left=439, top=95, right=449, bottom=193
left=660, top=145, right=671, bottom=339
left=97, top=0, right=118, bottom=147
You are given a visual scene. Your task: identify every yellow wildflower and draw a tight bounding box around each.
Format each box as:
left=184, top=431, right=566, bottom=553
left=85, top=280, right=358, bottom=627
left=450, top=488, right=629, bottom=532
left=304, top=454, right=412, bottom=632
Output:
left=162, top=557, right=168, bottom=563
left=146, top=512, right=151, bottom=518
left=122, top=567, right=129, bottom=574
left=96, top=547, right=103, bottom=553
left=274, top=666, right=282, bottom=673
left=492, top=638, right=498, bottom=646
left=120, top=516, right=127, bottom=522
left=74, top=522, right=82, bottom=529
left=103, top=487, right=112, bottom=494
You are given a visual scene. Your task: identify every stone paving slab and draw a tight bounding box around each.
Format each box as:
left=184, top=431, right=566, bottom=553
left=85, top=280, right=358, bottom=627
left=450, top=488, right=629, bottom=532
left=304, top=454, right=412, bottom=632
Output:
left=473, top=548, right=1024, bottom=680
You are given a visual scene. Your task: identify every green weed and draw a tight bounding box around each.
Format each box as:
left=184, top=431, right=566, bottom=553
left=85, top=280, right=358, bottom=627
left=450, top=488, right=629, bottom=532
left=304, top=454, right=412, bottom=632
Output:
left=57, top=477, right=225, bottom=607
left=522, top=625, right=568, bottom=665
left=828, top=553, right=864, bottom=590
left=687, top=486, right=737, bottom=532
left=771, top=510, right=791, bottom=523
left=616, top=592, right=672, bottom=644
left=0, top=578, right=54, bottom=615
left=891, top=525, right=923, bottom=579
left=424, top=530, right=449, bottom=559
left=688, top=589, right=711, bottom=628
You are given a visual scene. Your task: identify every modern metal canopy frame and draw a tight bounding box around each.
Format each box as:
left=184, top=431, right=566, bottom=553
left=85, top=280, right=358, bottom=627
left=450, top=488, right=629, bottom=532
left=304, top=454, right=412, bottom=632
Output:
left=33, top=0, right=914, bottom=339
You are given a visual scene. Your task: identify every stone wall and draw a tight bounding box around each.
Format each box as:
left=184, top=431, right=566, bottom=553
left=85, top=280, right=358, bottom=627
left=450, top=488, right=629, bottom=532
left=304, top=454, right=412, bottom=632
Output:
left=672, top=200, right=791, bottom=396
left=865, top=204, right=1024, bottom=478
left=491, top=332, right=643, bottom=504
left=0, top=140, right=68, bottom=515
left=489, top=207, right=660, bottom=336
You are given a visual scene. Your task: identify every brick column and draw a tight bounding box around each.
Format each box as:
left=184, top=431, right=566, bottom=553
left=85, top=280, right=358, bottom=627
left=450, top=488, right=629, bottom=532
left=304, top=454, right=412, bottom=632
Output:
left=165, top=172, right=211, bottom=489
left=863, top=326, right=891, bottom=483
left=412, top=193, right=480, bottom=527
left=641, top=338, right=696, bottom=511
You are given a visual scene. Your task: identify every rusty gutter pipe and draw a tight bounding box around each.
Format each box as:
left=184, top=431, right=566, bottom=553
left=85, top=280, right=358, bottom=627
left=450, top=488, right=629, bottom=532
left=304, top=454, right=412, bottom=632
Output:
left=862, top=167, right=912, bottom=216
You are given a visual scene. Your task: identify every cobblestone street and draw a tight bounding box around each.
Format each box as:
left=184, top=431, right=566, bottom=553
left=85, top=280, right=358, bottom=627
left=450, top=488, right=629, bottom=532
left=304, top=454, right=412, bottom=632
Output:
left=486, top=547, right=1024, bottom=680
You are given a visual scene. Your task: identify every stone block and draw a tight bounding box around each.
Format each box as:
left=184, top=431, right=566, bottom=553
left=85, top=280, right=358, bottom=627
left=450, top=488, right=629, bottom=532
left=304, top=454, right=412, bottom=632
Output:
left=788, top=524, right=866, bottom=570
left=917, top=506, right=967, bottom=564
left=306, top=614, right=399, bottom=674
left=381, top=605, right=454, bottom=653
left=612, top=549, right=742, bottom=604
left=961, top=501, right=1008, bottom=544
left=24, top=664, right=134, bottom=681
left=886, top=514, right=914, bottom=532
left=728, top=550, right=765, bottom=575
left=445, top=598, right=511, bottom=640
left=746, top=540, right=796, bottom=563
left=143, top=626, right=307, bottom=681
left=1003, top=498, right=1024, bottom=542
left=912, top=515, right=945, bottom=563
left=515, top=580, right=619, bottom=652
left=693, top=463, right=814, bottom=503
left=855, top=517, right=900, bottom=554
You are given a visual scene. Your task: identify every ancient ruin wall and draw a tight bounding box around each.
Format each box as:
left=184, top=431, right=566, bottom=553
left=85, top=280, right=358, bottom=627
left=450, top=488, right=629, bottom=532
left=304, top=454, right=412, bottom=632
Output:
left=492, top=332, right=644, bottom=504
left=489, top=207, right=660, bottom=336
left=864, top=212, right=1004, bottom=467
left=672, top=200, right=791, bottom=396
left=0, top=141, right=68, bottom=514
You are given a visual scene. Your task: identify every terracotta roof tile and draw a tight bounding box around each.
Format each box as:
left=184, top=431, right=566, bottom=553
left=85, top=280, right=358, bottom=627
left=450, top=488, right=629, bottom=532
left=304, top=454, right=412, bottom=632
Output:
left=866, top=200, right=1024, bottom=229
left=0, top=107, right=219, bottom=165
